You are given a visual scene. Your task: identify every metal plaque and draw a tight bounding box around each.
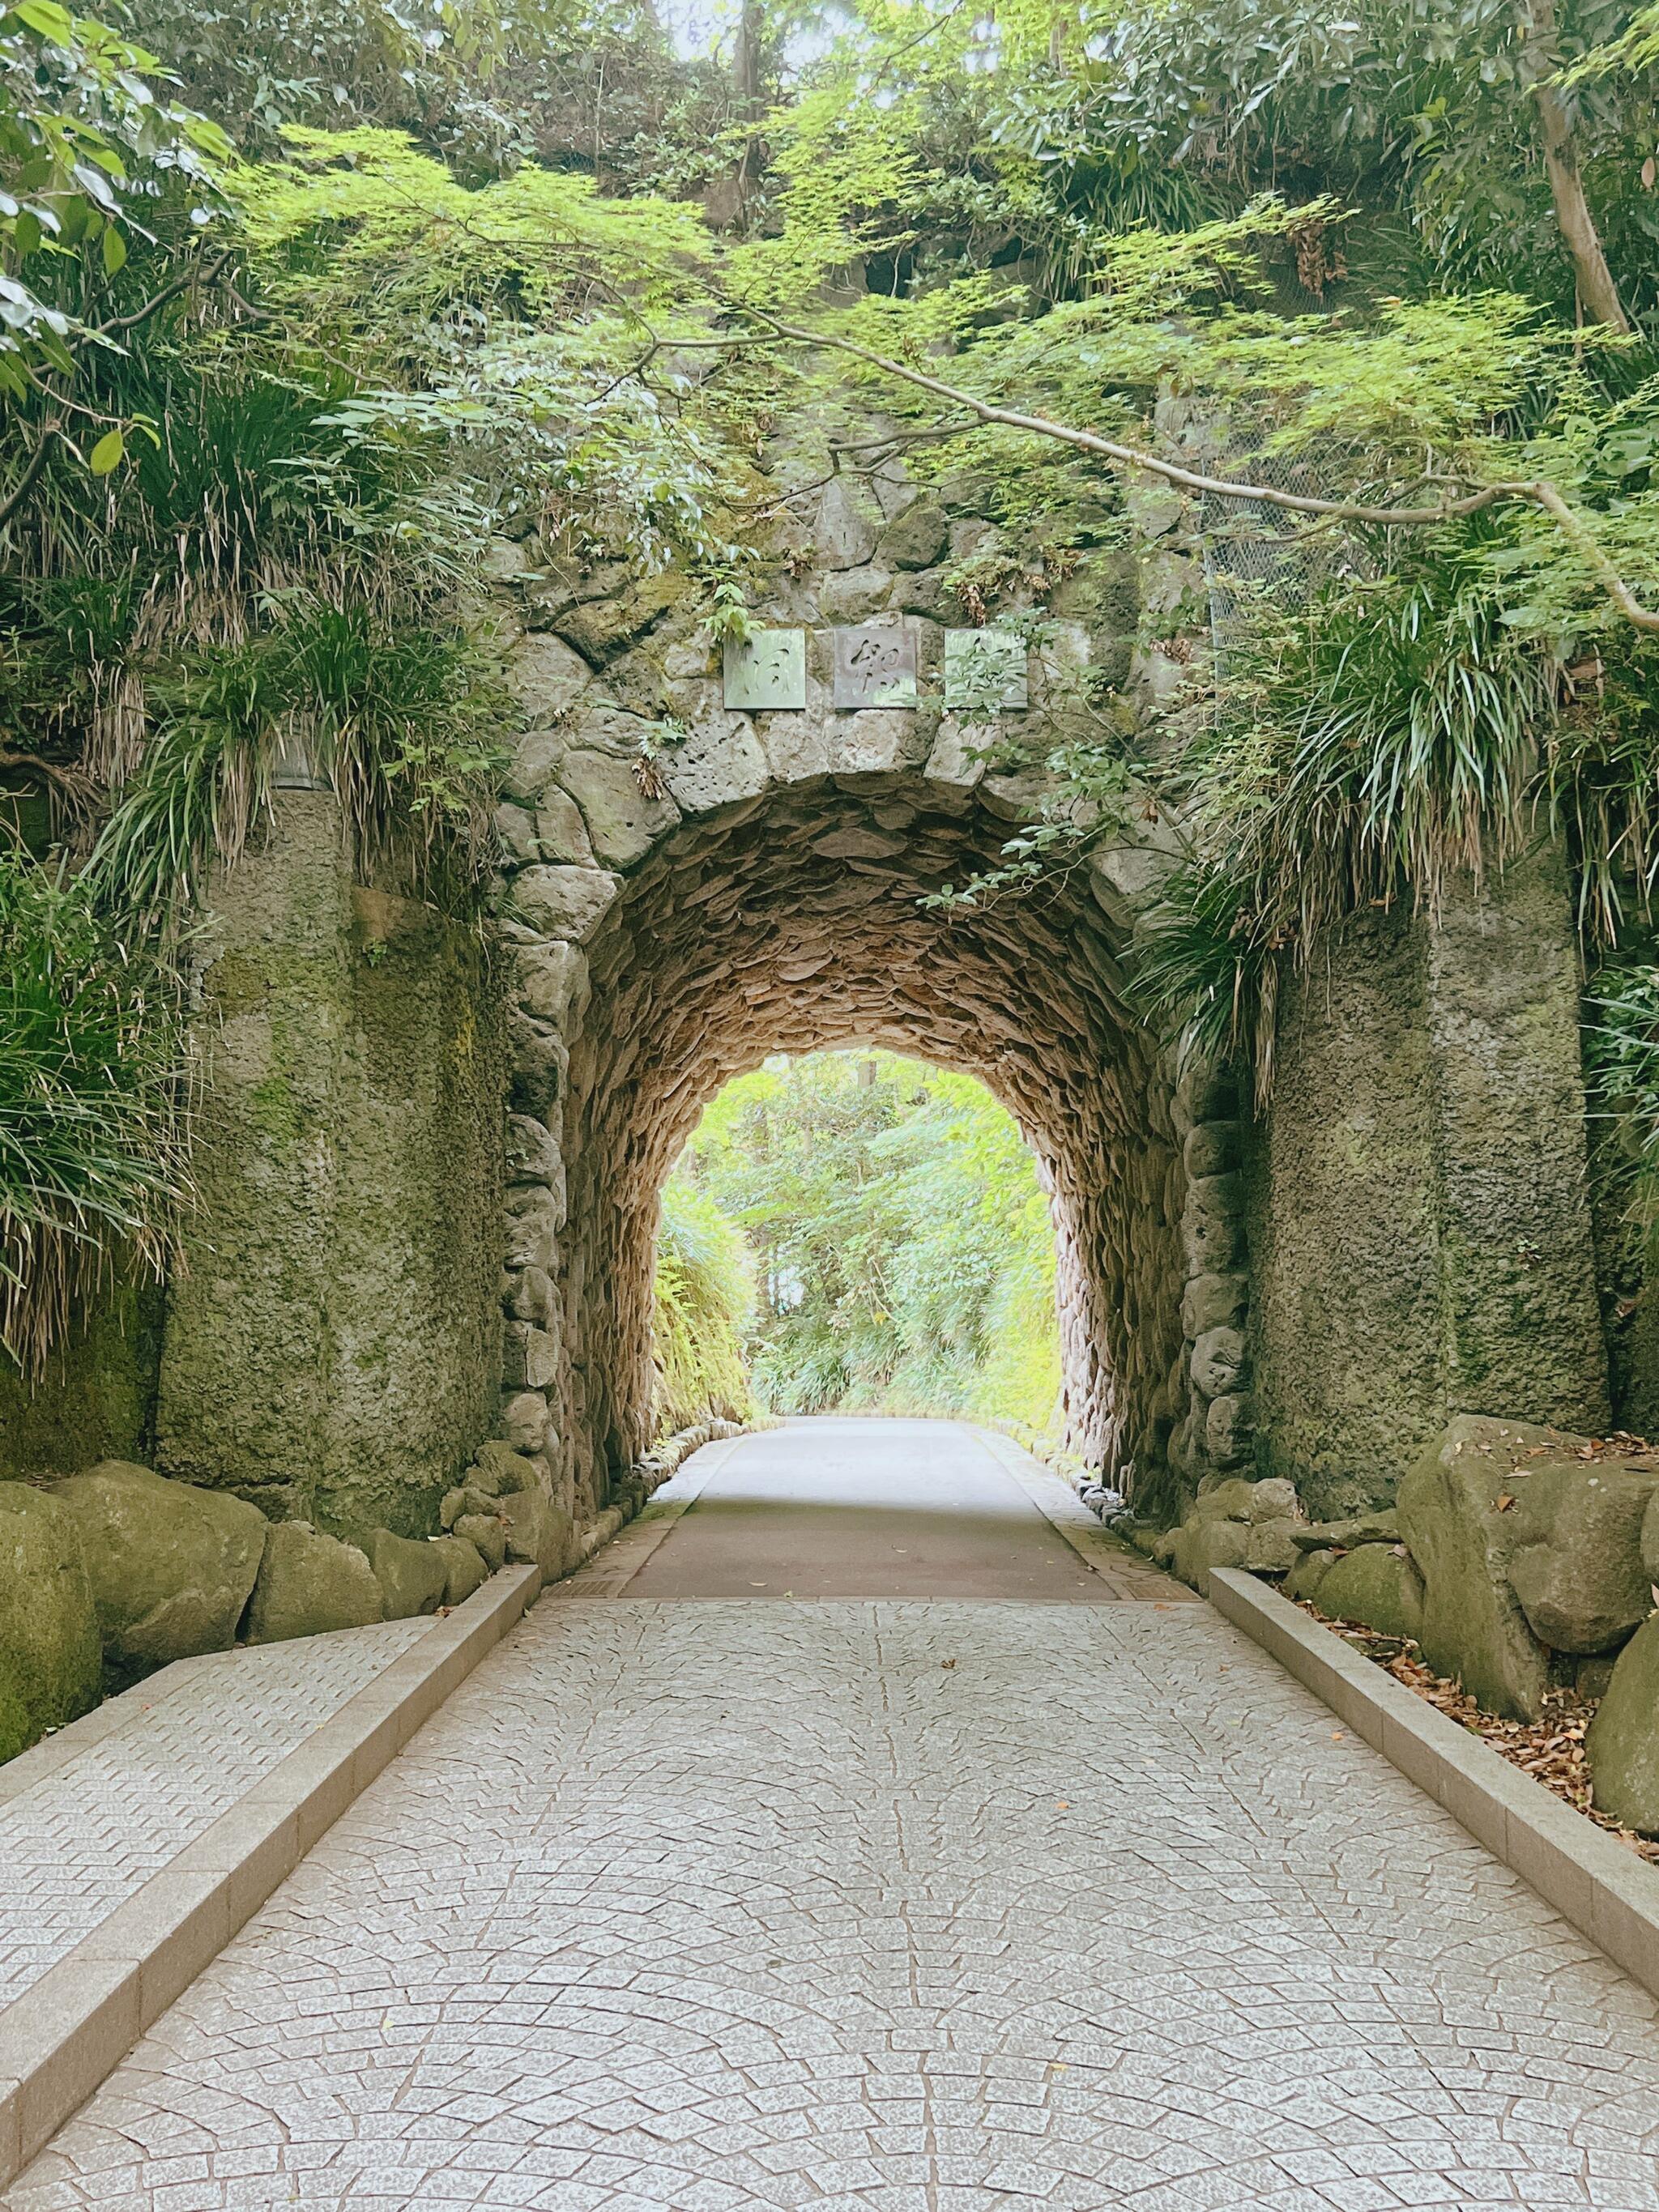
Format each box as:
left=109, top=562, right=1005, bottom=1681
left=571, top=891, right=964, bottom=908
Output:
left=271, top=731, right=330, bottom=791
left=723, top=628, right=807, bottom=711
left=944, top=626, right=1029, bottom=714
left=833, top=623, right=919, bottom=711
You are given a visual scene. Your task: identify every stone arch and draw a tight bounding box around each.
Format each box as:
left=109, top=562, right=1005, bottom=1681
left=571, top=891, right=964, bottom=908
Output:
left=494, top=667, right=1251, bottom=1532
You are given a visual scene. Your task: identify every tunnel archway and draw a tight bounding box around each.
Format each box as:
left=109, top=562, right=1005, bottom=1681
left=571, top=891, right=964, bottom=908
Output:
left=498, top=727, right=1248, bottom=1534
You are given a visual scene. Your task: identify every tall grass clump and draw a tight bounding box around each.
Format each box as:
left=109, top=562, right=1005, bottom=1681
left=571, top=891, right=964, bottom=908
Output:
left=0, top=847, right=188, bottom=1377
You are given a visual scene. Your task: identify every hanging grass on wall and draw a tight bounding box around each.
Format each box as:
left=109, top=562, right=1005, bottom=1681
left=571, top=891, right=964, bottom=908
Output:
left=0, top=850, right=187, bottom=1379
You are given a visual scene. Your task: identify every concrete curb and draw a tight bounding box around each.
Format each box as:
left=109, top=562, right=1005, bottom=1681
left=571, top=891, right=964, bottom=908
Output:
left=0, top=1563, right=539, bottom=2191
left=1210, top=1568, right=1659, bottom=2001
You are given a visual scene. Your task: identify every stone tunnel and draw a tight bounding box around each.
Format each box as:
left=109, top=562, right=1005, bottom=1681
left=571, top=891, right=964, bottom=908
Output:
left=62, top=450, right=1618, bottom=1549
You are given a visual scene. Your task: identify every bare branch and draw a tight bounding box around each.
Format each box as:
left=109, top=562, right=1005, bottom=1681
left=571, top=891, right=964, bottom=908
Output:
left=95, top=249, right=236, bottom=338
left=0, top=420, right=62, bottom=536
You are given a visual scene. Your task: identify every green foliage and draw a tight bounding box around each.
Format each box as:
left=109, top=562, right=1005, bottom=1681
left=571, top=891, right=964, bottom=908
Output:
left=651, top=1174, right=754, bottom=1437
left=669, top=1052, right=1061, bottom=1427
left=1584, top=957, right=1659, bottom=1256
left=0, top=0, right=228, bottom=397
left=1129, top=528, right=1567, bottom=1092
left=0, top=842, right=184, bottom=1375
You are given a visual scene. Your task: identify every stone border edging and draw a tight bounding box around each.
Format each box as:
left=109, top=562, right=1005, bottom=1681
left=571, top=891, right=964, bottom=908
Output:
left=0, top=1562, right=540, bottom=2192
left=1209, top=1567, right=1659, bottom=2001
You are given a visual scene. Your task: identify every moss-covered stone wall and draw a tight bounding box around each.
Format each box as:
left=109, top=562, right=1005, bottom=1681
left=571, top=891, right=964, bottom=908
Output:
left=154, top=793, right=506, bottom=1534
left=0, top=1285, right=161, bottom=1480
left=1247, top=845, right=1610, bottom=1518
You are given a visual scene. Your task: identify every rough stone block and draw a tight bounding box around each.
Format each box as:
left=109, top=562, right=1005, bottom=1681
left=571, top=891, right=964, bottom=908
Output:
left=554, top=747, right=680, bottom=871
left=1193, top=1478, right=1256, bottom=1523
left=1291, top=1510, right=1401, bottom=1552
left=498, top=1489, right=574, bottom=1581
left=504, top=1186, right=561, bottom=1275
left=502, top=1322, right=559, bottom=1392
left=510, top=865, right=620, bottom=944
left=1314, top=1545, right=1425, bottom=1639
left=1244, top=1517, right=1303, bottom=1573
left=1285, top=1547, right=1340, bottom=1602
left=514, top=941, right=591, bottom=1031
left=475, top=1442, right=541, bottom=1495
left=1190, top=1327, right=1247, bottom=1400
left=49, top=1462, right=268, bottom=1678
left=661, top=710, right=770, bottom=815
left=815, top=478, right=883, bottom=568
left=1181, top=1272, right=1247, bottom=1338
left=1166, top=1515, right=1248, bottom=1593
left=1587, top=1614, right=1659, bottom=1834
left=1508, top=1457, right=1659, bottom=1654
left=1205, top=1392, right=1254, bottom=1467
left=245, top=1524, right=384, bottom=1645
left=498, top=1392, right=549, bottom=1455
left=875, top=501, right=949, bottom=570
left=429, top=1535, right=489, bottom=1607
left=454, top=1512, right=509, bottom=1572
left=505, top=633, right=591, bottom=718
left=0, top=1484, right=100, bottom=1763
left=366, top=1531, right=448, bottom=1621
left=1182, top=1174, right=1244, bottom=1273
left=1397, top=1415, right=1557, bottom=1718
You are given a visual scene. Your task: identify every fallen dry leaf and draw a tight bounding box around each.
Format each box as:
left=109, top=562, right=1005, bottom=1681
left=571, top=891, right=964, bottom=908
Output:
left=1298, top=1599, right=1659, bottom=1865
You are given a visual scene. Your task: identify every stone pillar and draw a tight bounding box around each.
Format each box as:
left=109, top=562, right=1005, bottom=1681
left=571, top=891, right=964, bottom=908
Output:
left=155, top=793, right=505, bottom=1532
left=1249, top=842, right=1609, bottom=1517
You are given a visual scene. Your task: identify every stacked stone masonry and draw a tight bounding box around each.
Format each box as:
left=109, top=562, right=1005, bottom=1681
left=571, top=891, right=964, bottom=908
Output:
left=17, top=399, right=1620, bottom=1676
left=486, top=449, right=1242, bottom=1532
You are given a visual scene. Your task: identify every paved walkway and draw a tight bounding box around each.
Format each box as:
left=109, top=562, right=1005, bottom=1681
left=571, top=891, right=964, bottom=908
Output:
left=9, top=1421, right=1659, bottom=2210
left=0, top=1618, right=434, bottom=2010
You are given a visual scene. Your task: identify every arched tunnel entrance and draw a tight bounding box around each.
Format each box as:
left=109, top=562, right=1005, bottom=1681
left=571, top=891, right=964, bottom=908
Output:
left=146, top=486, right=1608, bottom=1549
left=506, top=752, right=1229, bottom=1534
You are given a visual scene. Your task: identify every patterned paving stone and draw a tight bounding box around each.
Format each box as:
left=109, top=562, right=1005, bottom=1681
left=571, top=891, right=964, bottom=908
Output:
left=7, top=1426, right=1659, bottom=2210
left=0, top=1619, right=432, bottom=2007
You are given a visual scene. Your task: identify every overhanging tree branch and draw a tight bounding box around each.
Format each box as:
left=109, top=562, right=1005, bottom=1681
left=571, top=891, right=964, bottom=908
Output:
left=755, top=313, right=1659, bottom=635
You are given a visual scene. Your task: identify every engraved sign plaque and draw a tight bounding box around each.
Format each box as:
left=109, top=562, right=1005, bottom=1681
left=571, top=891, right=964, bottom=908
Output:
left=944, top=626, right=1029, bottom=714
left=723, top=628, right=807, bottom=711
left=833, top=624, right=919, bottom=710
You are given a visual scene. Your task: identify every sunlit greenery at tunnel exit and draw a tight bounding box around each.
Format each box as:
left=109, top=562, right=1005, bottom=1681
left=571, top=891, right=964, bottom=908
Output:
left=651, top=1052, right=1062, bottom=1437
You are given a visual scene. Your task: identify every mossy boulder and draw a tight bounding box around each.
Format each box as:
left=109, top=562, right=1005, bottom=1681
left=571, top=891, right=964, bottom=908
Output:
left=874, top=501, right=949, bottom=571
left=1312, top=1545, right=1425, bottom=1640
left=49, top=1460, right=268, bottom=1677
left=1164, top=1516, right=1247, bottom=1593
left=454, top=1511, right=509, bottom=1571
left=1588, top=1615, right=1659, bottom=1834
left=366, top=1529, right=448, bottom=1621
left=1397, top=1415, right=1557, bottom=1719
left=245, top=1522, right=385, bottom=1644
left=1507, top=1457, right=1659, bottom=1654
left=553, top=571, right=689, bottom=666
left=498, top=1487, right=574, bottom=1582
left=429, top=1534, right=490, bottom=1606
left=1285, top=1547, right=1340, bottom=1603
left=0, top=1484, right=101, bottom=1762
left=473, top=1441, right=540, bottom=1495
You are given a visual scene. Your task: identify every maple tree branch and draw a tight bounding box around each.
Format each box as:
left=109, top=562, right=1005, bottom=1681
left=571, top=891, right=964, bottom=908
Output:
left=754, top=313, right=1659, bottom=634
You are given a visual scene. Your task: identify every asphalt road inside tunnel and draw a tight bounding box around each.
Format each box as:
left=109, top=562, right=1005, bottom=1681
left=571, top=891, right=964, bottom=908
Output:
left=617, top=1417, right=1129, bottom=1600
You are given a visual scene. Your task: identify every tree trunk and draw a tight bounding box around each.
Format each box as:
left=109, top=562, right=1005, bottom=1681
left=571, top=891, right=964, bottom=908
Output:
left=1521, top=0, right=1631, bottom=331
